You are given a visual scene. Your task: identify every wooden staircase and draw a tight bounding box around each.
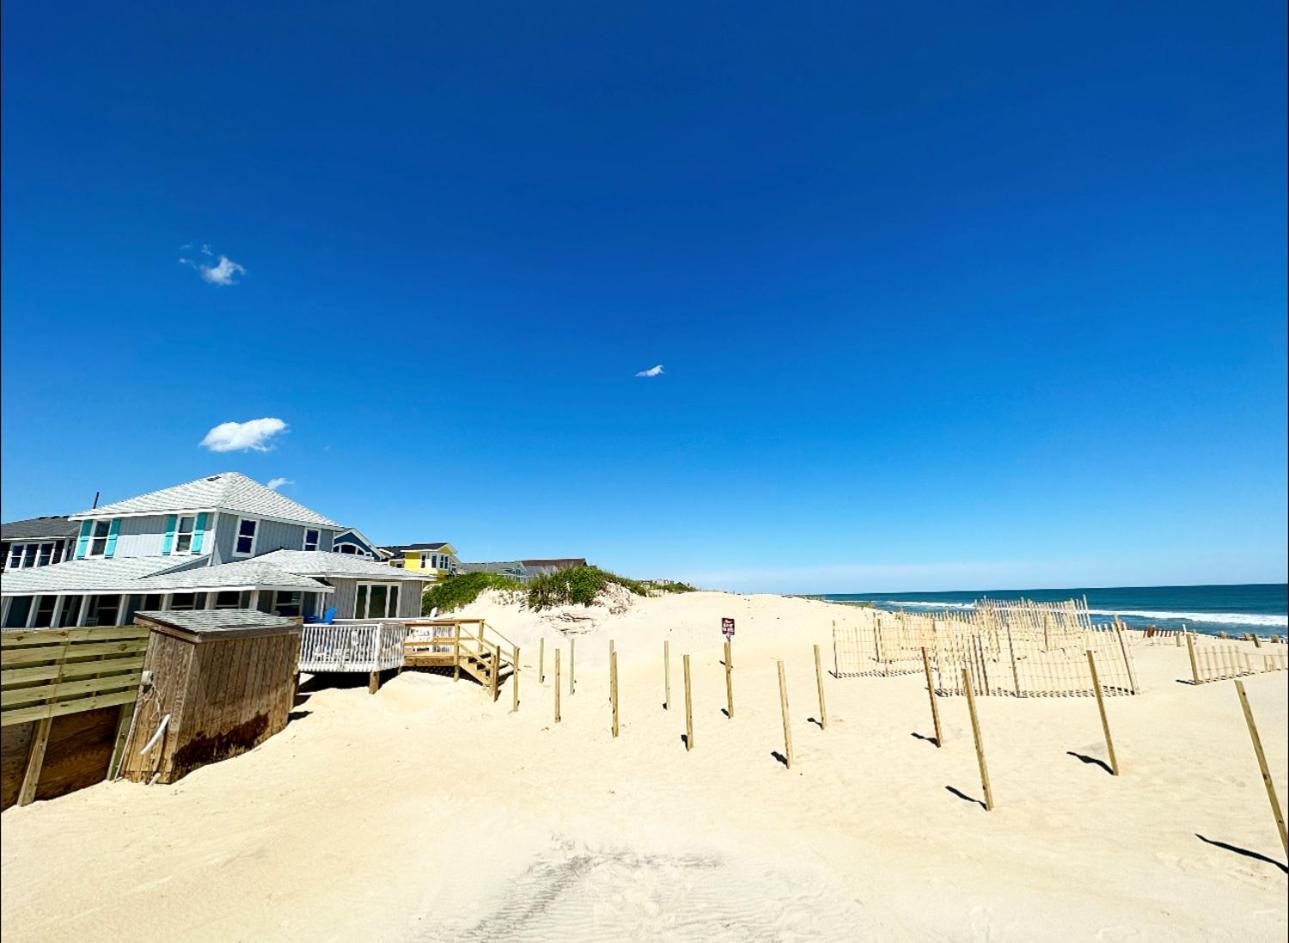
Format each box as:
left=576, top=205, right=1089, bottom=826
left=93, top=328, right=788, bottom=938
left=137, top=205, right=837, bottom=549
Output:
left=401, top=619, right=516, bottom=701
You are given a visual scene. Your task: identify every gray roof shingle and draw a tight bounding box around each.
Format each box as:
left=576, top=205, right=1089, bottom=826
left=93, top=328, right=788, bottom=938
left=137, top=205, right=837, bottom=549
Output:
left=255, top=550, right=430, bottom=582
left=134, top=609, right=300, bottom=635
left=1, top=516, right=81, bottom=541
left=0, top=555, right=327, bottom=595
left=71, top=472, right=342, bottom=528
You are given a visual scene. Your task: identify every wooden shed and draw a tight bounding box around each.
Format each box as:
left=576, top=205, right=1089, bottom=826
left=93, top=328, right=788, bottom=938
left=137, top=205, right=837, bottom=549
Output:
left=117, top=610, right=300, bottom=785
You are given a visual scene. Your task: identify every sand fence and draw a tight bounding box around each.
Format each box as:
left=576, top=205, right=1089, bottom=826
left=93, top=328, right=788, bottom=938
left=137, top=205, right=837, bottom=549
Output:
left=832, top=598, right=1139, bottom=698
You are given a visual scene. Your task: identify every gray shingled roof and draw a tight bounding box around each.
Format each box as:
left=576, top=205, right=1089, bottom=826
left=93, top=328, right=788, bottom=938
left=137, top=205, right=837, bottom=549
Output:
left=255, top=550, right=430, bottom=581
left=71, top=472, right=342, bottom=528
left=382, top=542, right=452, bottom=553
left=134, top=609, right=300, bottom=634
left=0, top=556, right=193, bottom=594
left=0, top=555, right=328, bottom=595
left=1, top=516, right=80, bottom=541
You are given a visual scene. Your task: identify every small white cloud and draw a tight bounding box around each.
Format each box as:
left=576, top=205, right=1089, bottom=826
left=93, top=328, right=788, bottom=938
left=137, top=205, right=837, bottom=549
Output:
left=265, top=477, right=293, bottom=491
left=635, top=364, right=664, bottom=378
left=200, top=417, right=288, bottom=453
left=179, top=245, right=246, bottom=285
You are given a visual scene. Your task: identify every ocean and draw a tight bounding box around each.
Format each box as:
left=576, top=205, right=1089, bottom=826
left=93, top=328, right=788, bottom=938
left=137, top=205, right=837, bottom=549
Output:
left=815, top=583, right=1288, bottom=637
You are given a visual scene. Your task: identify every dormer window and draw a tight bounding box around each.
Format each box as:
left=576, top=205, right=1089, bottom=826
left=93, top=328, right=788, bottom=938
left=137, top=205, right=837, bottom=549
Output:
left=303, top=528, right=320, bottom=552
left=174, top=516, right=197, bottom=554
left=234, top=518, right=258, bottom=556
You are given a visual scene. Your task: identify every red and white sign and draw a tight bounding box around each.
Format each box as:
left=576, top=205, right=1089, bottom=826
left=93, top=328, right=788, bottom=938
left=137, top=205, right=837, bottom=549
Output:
left=721, top=617, right=735, bottom=637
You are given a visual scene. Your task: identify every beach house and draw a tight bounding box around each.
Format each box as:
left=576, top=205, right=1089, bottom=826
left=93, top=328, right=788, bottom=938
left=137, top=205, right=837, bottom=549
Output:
left=383, top=542, right=460, bottom=579
left=0, top=472, right=429, bottom=629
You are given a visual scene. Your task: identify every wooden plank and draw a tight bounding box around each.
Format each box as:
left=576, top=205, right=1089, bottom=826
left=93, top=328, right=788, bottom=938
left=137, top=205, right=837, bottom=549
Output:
left=610, top=650, right=619, bottom=738
left=512, top=646, right=520, bottom=713
left=2, top=689, right=139, bottom=728
left=663, top=640, right=671, bottom=711
left=33, top=707, right=119, bottom=802
left=962, top=669, right=994, bottom=811
left=2, top=656, right=145, bottom=686
left=107, top=701, right=137, bottom=780
left=17, top=717, right=52, bottom=805
left=683, top=654, right=693, bottom=751
left=2, top=673, right=142, bottom=708
left=921, top=647, right=942, bottom=747
left=724, top=640, right=734, bottom=720
left=1234, top=680, right=1289, bottom=859
left=1, top=626, right=149, bottom=647
left=1, top=722, right=35, bottom=810
left=1, top=638, right=148, bottom=666
left=554, top=649, right=561, bottom=723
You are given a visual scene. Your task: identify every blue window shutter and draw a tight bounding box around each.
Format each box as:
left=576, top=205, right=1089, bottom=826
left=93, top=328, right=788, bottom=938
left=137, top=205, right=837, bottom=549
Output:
left=161, top=515, right=177, bottom=555
left=192, top=512, right=208, bottom=553
left=104, top=519, right=121, bottom=558
left=74, top=521, right=93, bottom=559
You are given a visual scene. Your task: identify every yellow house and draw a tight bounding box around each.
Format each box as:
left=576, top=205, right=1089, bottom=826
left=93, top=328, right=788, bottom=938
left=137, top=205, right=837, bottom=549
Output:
left=383, top=542, right=459, bottom=581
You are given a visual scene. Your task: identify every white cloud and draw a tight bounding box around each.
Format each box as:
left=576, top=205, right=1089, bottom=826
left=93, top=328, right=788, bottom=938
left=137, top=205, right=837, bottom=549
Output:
left=200, top=417, right=288, bottom=453
left=265, top=477, right=293, bottom=491
left=635, top=364, right=664, bottom=378
left=178, top=245, right=246, bottom=285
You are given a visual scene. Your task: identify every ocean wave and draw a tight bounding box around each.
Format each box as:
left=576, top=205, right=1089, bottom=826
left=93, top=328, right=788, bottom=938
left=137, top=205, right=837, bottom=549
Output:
left=831, top=598, right=1287, bottom=628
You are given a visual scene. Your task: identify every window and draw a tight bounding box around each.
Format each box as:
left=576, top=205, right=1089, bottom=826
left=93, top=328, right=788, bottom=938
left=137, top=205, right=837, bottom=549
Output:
left=233, top=518, right=257, bottom=556
left=338, top=543, right=357, bottom=555
left=5, top=544, right=21, bottom=569
left=303, top=529, right=320, bottom=552
left=213, top=591, right=242, bottom=609
left=273, top=591, right=302, bottom=617
left=37, top=543, right=54, bottom=567
left=420, top=552, right=429, bottom=569
left=33, top=596, right=57, bottom=626
left=173, top=516, right=196, bottom=554
left=23, top=544, right=38, bottom=567
left=355, top=582, right=400, bottom=619
left=170, top=593, right=202, bottom=610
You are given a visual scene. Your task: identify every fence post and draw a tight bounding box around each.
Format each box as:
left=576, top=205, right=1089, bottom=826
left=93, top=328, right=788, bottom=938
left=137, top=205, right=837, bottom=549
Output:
left=490, top=643, right=501, bottom=701
left=777, top=660, right=793, bottom=769
left=1086, top=651, right=1119, bottom=775
left=611, top=650, right=619, bottom=738
left=609, top=640, right=615, bottom=702
left=512, top=645, right=520, bottom=712
left=570, top=638, right=576, bottom=695
left=454, top=623, right=462, bottom=681
left=813, top=644, right=827, bottom=729
left=539, top=637, right=545, bottom=683
left=962, top=669, right=993, bottom=811
left=1234, top=680, right=1288, bottom=859
left=18, top=718, right=52, bottom=806
left=683, top=654, right=693, bottom=751
left=554, top=649, right=562, bottom=723
left=724, top=639, right=734, bottom=719
left=1185, top=630, right=1200, bottom=684
left=921, top=647, right=942, bottom=747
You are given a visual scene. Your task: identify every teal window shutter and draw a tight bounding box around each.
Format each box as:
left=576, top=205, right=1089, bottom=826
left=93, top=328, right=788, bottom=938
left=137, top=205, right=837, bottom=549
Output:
left=161, top=515, right=177, bottom=555
left=74, top=520, right=93, bottom=559
left=104, top=519, right=121, bottom=558
left=192, top=512, right=208, bottom=554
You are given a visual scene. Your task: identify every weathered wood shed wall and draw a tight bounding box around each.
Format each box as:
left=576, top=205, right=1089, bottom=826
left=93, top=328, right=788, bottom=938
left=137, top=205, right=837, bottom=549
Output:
left=118, top=612, right=300, bottom=785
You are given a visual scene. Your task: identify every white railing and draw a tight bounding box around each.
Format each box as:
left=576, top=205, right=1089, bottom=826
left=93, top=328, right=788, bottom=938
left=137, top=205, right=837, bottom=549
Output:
left=298, top=621, right=410, bottom=673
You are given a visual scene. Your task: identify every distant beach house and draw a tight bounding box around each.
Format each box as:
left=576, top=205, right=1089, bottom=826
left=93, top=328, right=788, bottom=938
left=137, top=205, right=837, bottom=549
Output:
left=458, top=560, right=532, bottom=581
left=521, top=558, right=588, bottom=576
left=383, top=542, right=459, bottom=579
left=1, top=516, right=81, bottom=571
left=0, top=472, right=429, bottom=629
left=331, top=528, right=384, bottom=559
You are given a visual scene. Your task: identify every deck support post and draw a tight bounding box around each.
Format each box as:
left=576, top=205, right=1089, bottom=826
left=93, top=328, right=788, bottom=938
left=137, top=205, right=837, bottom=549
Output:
left=369, top=670, right=381, bottom=694
left=18, top=718, right=53, bottom=806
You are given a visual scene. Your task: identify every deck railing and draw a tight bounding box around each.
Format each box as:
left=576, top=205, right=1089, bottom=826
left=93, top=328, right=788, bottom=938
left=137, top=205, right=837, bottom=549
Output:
left=298, top=621, right=410, bottom=673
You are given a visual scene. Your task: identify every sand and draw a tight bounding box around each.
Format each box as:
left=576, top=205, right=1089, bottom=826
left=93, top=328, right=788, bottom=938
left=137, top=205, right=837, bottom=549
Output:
left=2, top=590, right=1286, bottom=942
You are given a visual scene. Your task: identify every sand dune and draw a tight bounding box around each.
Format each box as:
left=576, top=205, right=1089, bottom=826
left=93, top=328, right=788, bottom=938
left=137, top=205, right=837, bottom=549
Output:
left=2, top=591, right=1285, bottom=942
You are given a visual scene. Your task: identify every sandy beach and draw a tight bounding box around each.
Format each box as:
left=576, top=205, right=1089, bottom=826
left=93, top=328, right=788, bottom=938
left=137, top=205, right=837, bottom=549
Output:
left=2, top=590, right=1286, bottom=942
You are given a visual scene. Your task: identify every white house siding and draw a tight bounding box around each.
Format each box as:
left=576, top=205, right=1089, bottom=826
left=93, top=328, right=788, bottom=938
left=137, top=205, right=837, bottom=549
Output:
left=213, top=513, right=337, bottom=560
left=109, top=514, right=178, bottom=559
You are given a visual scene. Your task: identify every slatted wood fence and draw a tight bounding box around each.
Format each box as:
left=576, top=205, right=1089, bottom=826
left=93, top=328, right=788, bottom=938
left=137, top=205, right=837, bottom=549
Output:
left=1, top=626, right=147, bottom=808
left=1185, top=633, right=1289, bottom=685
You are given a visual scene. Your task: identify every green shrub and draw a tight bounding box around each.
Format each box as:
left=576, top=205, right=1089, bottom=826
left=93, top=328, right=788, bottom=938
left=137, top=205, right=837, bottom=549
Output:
left=524, top=566, right=695, bottom=610
left=422, top=572, right=522, bottom=614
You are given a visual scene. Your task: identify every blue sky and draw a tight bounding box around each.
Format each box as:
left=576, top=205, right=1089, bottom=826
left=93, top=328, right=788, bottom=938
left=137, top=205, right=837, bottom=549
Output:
left=2, top=2, right=1285, bottom=592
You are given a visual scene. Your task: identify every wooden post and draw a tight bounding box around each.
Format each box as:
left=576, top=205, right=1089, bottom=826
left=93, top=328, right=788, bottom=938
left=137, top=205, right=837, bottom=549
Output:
left=683, top=653, right=693, bottom=751
left=107, top=701, right=136, bottom=779
left=724, top=639, right=734, bottom=719
left=569, top=637, right=576, bottom=695
left=490, top=643, right=501, bottom=701
left=813, top=644, right=827, bottom=730
left=777, top=660, right=793, bottom=769
left=511, top=645, right=520, bottom=712
left=1114, top=623, right=1138, bottom=694
left=610, top=650, right=619, bottom=738
left=1086, top=651, right=1119, bottom=775
left=1185, top=631, right=1200, bottom=684
left=368, top=670, right=381, bottom=694
left=453, top=623, right=462, bottom=681
left=18, top=717, right=53, bottom=806
left=921, top=647, right=942, bottom=747
left=1234, top=680, right=1288, bottom=859
left=663, top=640, right=671, bottom=710
left=554, top=649, right=562, bottom=723
left=609, top=639, right=615, bottom=702
left=962, top=669, right=993, bottom=811
left=539, top=636, right=545, bottom=683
